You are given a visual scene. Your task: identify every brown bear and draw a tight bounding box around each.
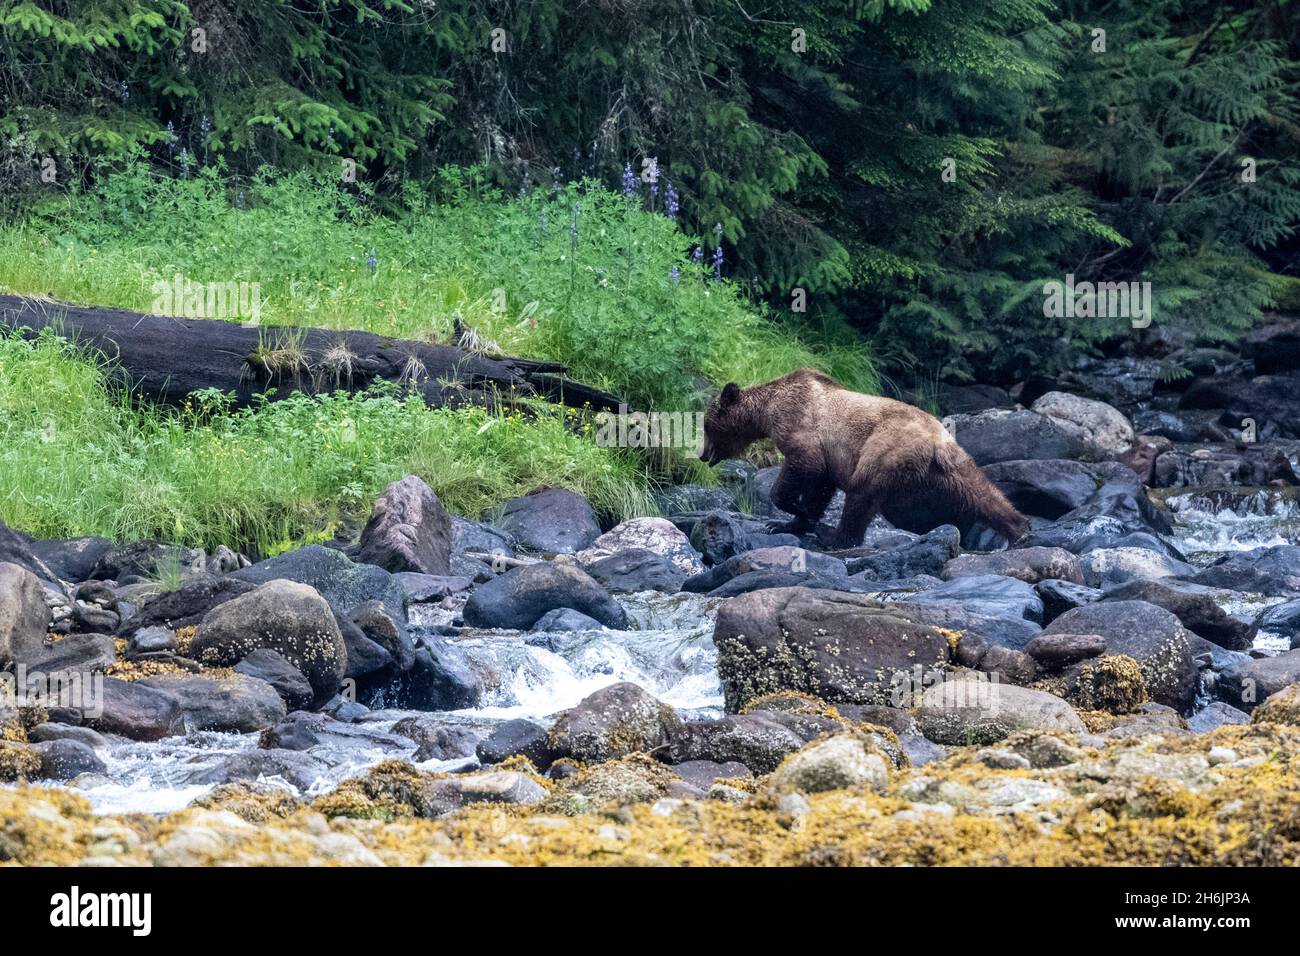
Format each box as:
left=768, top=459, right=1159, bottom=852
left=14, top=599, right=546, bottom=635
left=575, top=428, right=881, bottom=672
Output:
left=699, top=368, right=1029, bottom=549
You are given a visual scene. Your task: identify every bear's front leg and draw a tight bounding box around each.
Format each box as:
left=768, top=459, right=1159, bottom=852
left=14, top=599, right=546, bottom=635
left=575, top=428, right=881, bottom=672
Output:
left=765, top=460, right=824, bottom=534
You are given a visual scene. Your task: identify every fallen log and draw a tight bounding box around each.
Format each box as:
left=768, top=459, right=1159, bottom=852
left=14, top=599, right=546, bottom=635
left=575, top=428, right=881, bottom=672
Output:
left=0, top=294, right=622, bottom=413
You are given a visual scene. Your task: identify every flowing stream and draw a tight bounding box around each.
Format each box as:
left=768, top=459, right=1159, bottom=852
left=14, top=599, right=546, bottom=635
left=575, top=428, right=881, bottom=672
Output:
left=23, top=472, right=1300, bottom=815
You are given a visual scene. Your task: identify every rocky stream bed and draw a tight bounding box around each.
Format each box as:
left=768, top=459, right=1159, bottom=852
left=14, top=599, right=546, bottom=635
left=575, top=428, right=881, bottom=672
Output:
left=6, top=326, right=1300, bottom=866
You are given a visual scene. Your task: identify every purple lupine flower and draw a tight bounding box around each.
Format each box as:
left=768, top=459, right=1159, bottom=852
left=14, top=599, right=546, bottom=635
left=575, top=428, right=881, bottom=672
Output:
left=236, top=190, right=245, bottom=210
left=179, top=148, right=191, bottom=177
left=712, top=245, right=724, bottom=280
left=166, top=121, right=176, bottom=146
left=622, top=162, right=637, bottom=197
left=670, top=265, right=680, bottom=287
left=692, top=246, right=703, bottom=265
left=665, top=182, right=679, bottom=221
left=120, top=81, right=129, bottom=103
left=366, top=248, right=378, bottom=270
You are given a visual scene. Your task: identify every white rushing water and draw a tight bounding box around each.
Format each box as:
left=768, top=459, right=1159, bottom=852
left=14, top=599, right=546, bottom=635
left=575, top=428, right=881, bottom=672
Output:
left=33, top=590, right=725, bottom=815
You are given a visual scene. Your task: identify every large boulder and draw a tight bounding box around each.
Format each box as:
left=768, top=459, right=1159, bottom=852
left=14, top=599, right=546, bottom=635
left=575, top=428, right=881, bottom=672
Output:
left=29, top=739, right=107, bottom=780
left=0, top=561, right=51, bottom=667
left=1042, top=601, right=1199, bottom=713
left=943, top=547, right=1083, bottom=585
left=547, top=682, right=681, bottom=763
left=573, top=517, right=702, bottom=574
left=356, top=476, right=452, bottom=576
left=916, top=679, right=1086, bottom=745
left=191, top=580, right=347, bottom=704
left=667, top=714, right=810, bottom=774
left=462, top=562, right=628, bottom=630
left=231, top=544, right=407, bottom=623
left=942, top=409, right=1097, bottom=465
left=138, top=673, right=287, bottom=733
left=1030, top=391, right=1134, bottom=455
left=713, top=588, right=950, bottom=711
left=1103, top=579, right=1255, bottom=650
left=1036, top=578, right=1102, bottom=624
left=498, top=488, right=601, bottom=554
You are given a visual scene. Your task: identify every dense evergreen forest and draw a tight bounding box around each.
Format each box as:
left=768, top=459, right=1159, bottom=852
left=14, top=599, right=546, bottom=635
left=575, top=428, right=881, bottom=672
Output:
left=3, top=0, right=1298, bottom=384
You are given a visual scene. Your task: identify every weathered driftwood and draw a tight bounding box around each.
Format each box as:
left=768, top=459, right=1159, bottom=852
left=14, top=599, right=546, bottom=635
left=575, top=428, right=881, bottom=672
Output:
left=0, top=295, right=621, bottom=412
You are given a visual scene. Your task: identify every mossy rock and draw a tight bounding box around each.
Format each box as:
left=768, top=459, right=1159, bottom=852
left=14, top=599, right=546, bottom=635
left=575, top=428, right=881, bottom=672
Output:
left=1073, top=655, right=1148, bottom=714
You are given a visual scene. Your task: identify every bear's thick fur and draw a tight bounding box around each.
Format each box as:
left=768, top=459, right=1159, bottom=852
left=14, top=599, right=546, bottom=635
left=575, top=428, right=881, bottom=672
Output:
left=700, top=369, right=1029, bottom=549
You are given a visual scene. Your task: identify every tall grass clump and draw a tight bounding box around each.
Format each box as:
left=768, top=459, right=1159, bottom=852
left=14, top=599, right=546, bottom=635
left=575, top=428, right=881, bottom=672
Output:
left=0, top=330, right=653, bottom=555
left=0, top=162, right=877, bottom=409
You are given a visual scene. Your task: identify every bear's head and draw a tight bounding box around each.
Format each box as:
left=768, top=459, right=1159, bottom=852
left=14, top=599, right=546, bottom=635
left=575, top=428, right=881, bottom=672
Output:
left=700, top=382, right=761, bottom=465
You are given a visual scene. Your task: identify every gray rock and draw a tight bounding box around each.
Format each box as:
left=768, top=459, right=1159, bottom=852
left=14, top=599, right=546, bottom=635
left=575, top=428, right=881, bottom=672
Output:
left=498, top=488, right=601, bottom=554
left=232, top=544, right=408, bottom=623
left=917, top=679, right=1086, bottom=745
left=1030, top=391, right=1133, bottom=455
left=908, top=573, right=1043, bottom=623
left=349, top=600, right=416, bottom=670
left=24, top=632, right=116, bottom=676
left=392, top=572, right=473, bottom=602
left=668, top=713, right=807, bottom=774
left=1035, top=578, right=1102, bottom=624
left=1217, top=649, right=1300, bottom=711
left=119, top=574, right=256, bottom=636
left=235, top=648, right=315, bottom=711
left=1191, top=546, right=1300, bottom=596
left=31, top=536, right=114, bottom=584
left=942, top=409, right=1097, bottom=465
left=530, top=608, right=608, bottom=632
left=583, top=549, right=686, bottom=593
left=548, top=682, right=681, bottom=763
left=1080, top=547, right=1196, bottom=588
left=713, top=587, right=950, bottom=710
left=463, top=562, right=628, bottom=630
left=192, top=580, right=347, bottom=705
left=682, top=546, right=846, bottom=593
left=476, top=718, right=554, bottom=770
left=1043, top=600, right=1199, bottom=714
left=1257, top=599, right=1300, bottom=647
left=357, top=475, right=452, bottom=576
left=25, top=722, right=107, bottom=748
left=944, top=547, right=1083, bottom=585
left=139, top=672, right=287, bottom=733
left=767, top=734, right=889, bottom=794
left=1187, top=701, right=1251, bottom=733
left=0, top=561, right=52, bottom=667
left=1103, top=579, right=1254, bottom=650
left=127, top=625, right=178, bottom=656
left=846, top=525, right=961, bottom=580
left=86, top=678, right=184, bottom=741
left=1024, top=632, right=1106, bottom=667
left=189, top=749, right=329, bottom=790
left=30, top=738, right=107, bottom=779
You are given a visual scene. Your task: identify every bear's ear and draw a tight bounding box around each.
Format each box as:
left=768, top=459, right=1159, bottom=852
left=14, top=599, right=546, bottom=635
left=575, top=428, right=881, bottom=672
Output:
left=720, top=382, right=742, bottom=407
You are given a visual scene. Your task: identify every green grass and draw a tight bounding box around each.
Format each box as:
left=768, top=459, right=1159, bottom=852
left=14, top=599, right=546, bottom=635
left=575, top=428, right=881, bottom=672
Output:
left=0, top=165, right=879, bottom=555
left=0, top=329, right=655, bottom=556
left=0, top=163, right=877, bottom=409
